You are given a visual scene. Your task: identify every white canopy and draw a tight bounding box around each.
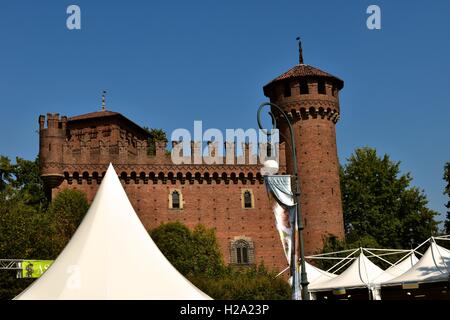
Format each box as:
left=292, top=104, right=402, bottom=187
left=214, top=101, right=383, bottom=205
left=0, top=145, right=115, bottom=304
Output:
left=302, top=261, right=337, bottom=285
left=15, top=164, right=211, bottom=300
left=373, top=252, right=419, bottom=285
left=289, top=261, right=336, bottom=285
left=381, top=242, right=450, bottom=287
left=309, top=251, right=384, bottom=291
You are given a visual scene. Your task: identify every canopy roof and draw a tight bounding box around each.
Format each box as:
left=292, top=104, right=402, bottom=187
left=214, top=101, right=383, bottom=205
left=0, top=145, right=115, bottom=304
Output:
left=15, top=164, right=210, bottom=300
left=290, top=261, right=336, bottom=287
left=302, top=261, right=337, bottom=285
left=381, top=242, right=450, bottom=287
left=373, top=252, right=419, bottom=285
left=309, top=251, right=384, bottom=291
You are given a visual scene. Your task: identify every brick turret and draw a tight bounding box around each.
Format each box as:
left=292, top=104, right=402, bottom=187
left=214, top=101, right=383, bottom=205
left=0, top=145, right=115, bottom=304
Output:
left=263, top=43, right=345, bottom=255
left=39, top=113, right=66, bottom=196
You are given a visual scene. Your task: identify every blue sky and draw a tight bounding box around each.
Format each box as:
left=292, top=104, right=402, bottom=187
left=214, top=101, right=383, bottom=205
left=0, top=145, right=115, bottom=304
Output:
left=0, top=1, right=449, bottom=224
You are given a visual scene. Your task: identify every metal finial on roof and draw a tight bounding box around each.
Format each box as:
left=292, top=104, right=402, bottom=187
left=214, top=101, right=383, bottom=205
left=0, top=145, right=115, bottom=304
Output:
left=296, top=37, right=304, bottom=65
left=101, top=90, right=107, bottom=111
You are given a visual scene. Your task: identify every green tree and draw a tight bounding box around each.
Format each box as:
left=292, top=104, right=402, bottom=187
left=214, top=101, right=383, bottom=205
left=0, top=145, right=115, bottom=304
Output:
left=11, top=157, right=47, bottom=208
left=189, top=264, right=291, bottom=300
left=143, top=127, right=167, bottom=156
left=150, top=222, right=291, bottom=299
left=0, top=156, right=13, bottom=192
left=0, top=155, right=89, bottom=299
left=444, top=162, right=450, bottom=234
left=0, top=194, right=59, bottom=299
left=340, top=147, right=438, bottom=249
left=48, top=189, right=89, bottom=249
left=150, top=222, right=224, bottom=276
left=0, top=156, right=47, bottom=207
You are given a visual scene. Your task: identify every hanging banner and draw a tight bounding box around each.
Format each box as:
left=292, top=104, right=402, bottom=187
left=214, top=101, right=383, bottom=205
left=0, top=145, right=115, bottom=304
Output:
left=20, top=260, right=53, bottom=278
left=264, top=175, right=300, bottom=299
left=272, top=203, right=293, bottom=262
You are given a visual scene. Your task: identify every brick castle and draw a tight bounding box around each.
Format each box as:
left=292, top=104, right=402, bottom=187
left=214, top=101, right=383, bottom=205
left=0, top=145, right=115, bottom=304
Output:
left=39, top=51, right=345, bottom=272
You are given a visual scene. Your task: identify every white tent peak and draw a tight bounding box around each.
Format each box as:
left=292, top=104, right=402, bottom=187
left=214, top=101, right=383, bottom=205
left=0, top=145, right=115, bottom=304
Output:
left=373, top=251, right=419, bottom=285
left=15, top=163, right=211, bottom=300
left=381, top=242, right=450, bottom=287
left=310, top=251, right=384, bottom=291
left=301, top=261, right=337, bottom=285
left=289, top=261, right=336, bottom=287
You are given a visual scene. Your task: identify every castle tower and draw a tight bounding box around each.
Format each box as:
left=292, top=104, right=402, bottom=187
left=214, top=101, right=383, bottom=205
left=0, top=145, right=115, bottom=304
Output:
left=263, top=41, right=345, bottom=255
left=39, top=113, right=66, bottom=198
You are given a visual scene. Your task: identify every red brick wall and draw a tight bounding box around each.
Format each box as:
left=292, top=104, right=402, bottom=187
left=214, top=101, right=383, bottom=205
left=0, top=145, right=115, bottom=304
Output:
left=53, top=177, right=288, bottom=272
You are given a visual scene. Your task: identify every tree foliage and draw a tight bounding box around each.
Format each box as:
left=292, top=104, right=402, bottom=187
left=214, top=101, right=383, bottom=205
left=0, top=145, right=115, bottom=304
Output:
left=48, top=189, right=89, bottom=247
left=143, top=127, right=167, bottom=156
left=0, top=156, right=13, bottom=192
left=0, top=155, right=89, bottom=299
left=189, top=264, right=291, bottom=300
left=150, top=222, right=224, bottom=276
left=0, top=156, right=47, bottom=207
left=150, top=222, right=291, bottom=299
left=338, top=147, right=438, bottom=249
left=444, top=163, right=450, bottom=234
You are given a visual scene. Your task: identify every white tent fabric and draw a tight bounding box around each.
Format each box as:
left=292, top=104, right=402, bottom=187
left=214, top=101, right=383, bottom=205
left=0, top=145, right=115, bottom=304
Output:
left=289, top=262, right=337, bottom=300
left=309, top=251, right=384, bottom=292
left=381, top=242, right=450, bottom=287
left=15, top=164, right=211, bottom=300
left=289, top=261, right=336, bottom=285
left=301, top=261, right=337, bottom=285
left=373, top=252, right=419, bottom=285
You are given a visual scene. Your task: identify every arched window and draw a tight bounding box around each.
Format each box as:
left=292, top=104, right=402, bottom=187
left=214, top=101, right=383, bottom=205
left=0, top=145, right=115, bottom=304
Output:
left=169, top=189, right=183, bottom=210
left=244, top=191, right=252, bottom=208
left=230, top=238, right=255, bottom=265
left=172, top=191, right=180, bottom=209
left=242, top=189, right=254, bottom=209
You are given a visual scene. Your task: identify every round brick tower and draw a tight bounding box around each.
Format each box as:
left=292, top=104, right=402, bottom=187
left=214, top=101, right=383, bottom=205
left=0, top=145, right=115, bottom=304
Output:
left=39, top=113, right=66, bottom=198
left=263, top=43, right=345, bottom=255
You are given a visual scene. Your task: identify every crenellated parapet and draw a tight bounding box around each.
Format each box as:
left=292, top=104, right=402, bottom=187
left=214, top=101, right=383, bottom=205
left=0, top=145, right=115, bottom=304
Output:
left=54, top=164, right=287, bottom=186
left=39, top=110, right=287, bottom=195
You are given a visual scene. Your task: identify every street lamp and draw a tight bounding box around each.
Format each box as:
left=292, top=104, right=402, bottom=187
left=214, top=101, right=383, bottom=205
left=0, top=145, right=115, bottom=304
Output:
left=257, top=102, right=309, bottom=300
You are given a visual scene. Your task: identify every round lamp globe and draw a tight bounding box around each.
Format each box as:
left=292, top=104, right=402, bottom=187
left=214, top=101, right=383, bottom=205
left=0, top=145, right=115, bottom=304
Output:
left=261, top=160, right=279, bottom=176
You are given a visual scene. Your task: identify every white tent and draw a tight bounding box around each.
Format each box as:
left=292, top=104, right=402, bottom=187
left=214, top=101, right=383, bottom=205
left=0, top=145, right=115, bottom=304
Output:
left=309, top=251, right=384, bottom=292
left=15, top=164, right=211, bottom=300
left=371, top=252, right=419, bottom=300
left=381, top=241, right=450, bottom=287
left=288, top=261, right=336, bottom=287
left=373, top=252, right=419, bottom=285
left=300, top=261, right=337, bottom=285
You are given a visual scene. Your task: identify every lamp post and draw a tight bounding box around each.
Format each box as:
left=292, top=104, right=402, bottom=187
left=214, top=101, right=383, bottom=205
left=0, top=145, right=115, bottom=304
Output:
left=257, top=102, right=309, bottom=300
